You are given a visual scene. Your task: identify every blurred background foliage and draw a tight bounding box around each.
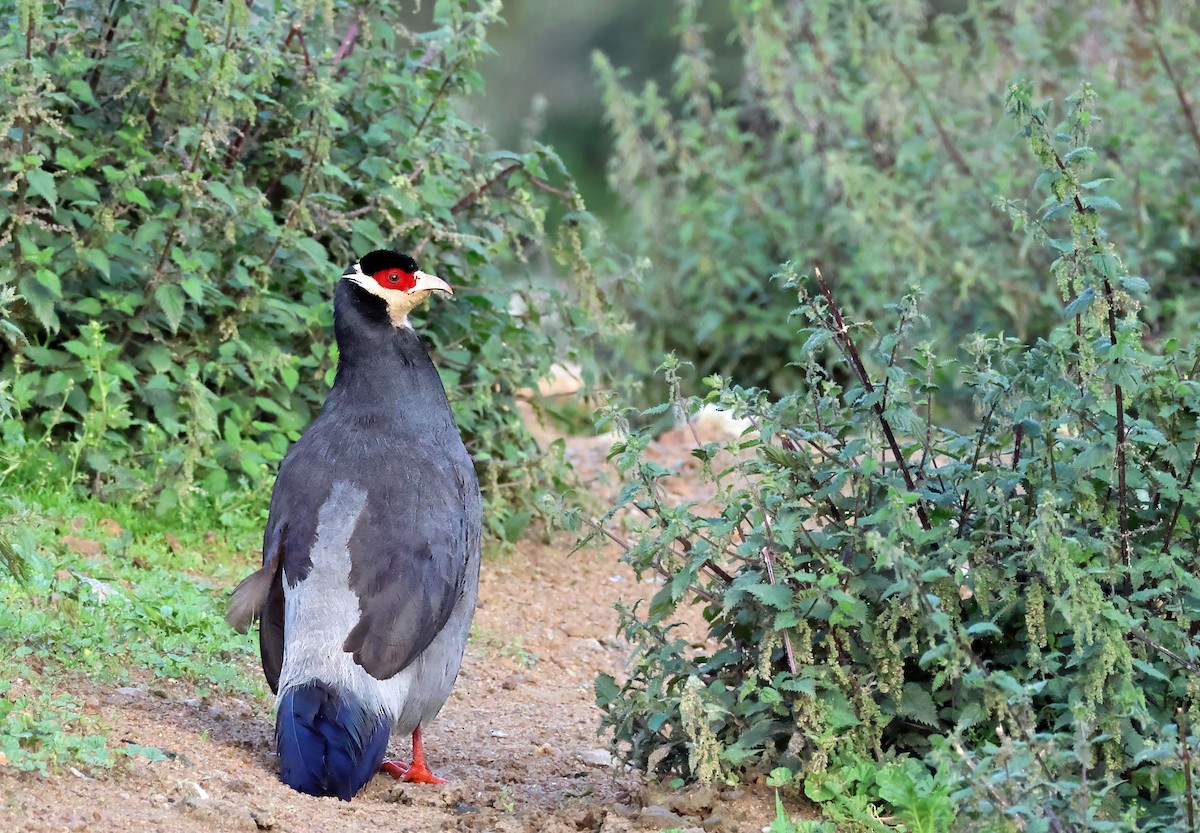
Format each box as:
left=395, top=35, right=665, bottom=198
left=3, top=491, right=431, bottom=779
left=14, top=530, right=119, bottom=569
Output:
left=584, top=0, right=1200, bottom=396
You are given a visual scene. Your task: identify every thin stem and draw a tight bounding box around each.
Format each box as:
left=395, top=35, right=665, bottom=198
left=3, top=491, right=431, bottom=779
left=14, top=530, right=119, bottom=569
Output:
left=1132, top=0, right=1200, bottom=162
left=1162, top=438, right=1200, bottom=554
left=892, top=54, right=973, bottom=178
left=1128, top=629, right=1200, bottom=675
left=813, top=267, right=931, bottom=531
left=451, top=163, right=523, bottom=214
left=333, top=17, right=362, bottom=67
left=1051, top=150, right=1130, bottom=580
left=760, top=546, right=797, bottom=674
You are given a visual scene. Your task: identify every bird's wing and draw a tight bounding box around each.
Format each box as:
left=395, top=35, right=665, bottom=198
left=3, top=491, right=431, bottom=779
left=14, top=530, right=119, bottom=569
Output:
left=341, top=450, right=481, bottom=681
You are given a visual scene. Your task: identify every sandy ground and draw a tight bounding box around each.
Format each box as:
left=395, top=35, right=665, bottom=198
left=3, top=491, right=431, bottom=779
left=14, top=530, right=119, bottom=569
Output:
left=0, top=428, right=797, bottom=833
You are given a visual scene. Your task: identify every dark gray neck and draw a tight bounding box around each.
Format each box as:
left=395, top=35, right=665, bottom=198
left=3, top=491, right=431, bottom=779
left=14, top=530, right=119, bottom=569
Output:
left=327, top=280, right=448, bottom=412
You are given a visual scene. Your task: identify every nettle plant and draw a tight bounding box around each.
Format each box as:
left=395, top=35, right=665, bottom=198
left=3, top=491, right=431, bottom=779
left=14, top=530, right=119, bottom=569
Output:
left=0, top=0, right=607, bottom=534
left=583, top=86, right=1200, bottom=828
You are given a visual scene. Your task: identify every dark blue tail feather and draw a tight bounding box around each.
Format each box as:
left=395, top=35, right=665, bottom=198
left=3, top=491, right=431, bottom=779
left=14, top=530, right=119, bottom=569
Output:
left=275, top=681, right=390, bottom=801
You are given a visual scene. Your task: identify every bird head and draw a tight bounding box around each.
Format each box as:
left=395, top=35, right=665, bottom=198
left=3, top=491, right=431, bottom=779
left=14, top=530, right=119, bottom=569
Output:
left=341, top=250, right=453, bottom=327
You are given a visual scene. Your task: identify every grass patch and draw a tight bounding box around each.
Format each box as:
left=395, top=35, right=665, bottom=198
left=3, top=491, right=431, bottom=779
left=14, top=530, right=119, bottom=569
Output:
left=0, top=481, right=268, bottom=774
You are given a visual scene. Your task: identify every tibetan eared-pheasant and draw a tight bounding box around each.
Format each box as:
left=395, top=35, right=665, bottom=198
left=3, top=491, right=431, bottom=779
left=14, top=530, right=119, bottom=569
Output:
left=227, top=250, right=482, bottom=800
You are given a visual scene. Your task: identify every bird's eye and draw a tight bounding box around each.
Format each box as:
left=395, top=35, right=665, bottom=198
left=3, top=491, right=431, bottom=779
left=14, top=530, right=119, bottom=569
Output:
left=372, top=269, right=417, bottom=291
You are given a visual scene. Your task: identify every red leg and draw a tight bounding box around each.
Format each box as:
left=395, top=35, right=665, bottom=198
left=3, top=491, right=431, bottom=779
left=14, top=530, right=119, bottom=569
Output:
left=402, top=726, right=447, bottom=784
left=380, top=726, right=447, bottom=785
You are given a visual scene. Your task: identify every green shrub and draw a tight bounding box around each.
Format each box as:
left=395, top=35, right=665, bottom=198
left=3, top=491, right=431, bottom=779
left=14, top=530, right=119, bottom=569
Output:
left=0, top=0, right=606, bottom=535
left=576, top=85, right=1200, bottom=828
left=597, top=0, right=1200, bottom=396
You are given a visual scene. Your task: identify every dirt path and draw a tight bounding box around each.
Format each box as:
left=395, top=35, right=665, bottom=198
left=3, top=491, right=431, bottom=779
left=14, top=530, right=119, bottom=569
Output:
left=0, top=434, right=784, bottom=833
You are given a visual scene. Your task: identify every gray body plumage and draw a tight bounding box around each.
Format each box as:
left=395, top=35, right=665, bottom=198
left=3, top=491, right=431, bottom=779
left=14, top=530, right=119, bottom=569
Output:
left=229, top=276, right=481, bottom=742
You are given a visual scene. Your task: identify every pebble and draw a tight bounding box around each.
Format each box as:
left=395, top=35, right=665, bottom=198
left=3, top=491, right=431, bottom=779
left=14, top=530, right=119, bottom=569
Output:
left=576, top=638, right=604, bottom=653
left=559, top=621, right=595, bottom=639
left=671, top=785, right=718, bottom=816
left=249, top=807, right=275, bottom=830
left=639, top=805, right=685, bottom=830
left=61, top=536, right=102, bottom=557
left=501, top=674, right=532, bottom=690
left=577, top=748, right=613, bottom=768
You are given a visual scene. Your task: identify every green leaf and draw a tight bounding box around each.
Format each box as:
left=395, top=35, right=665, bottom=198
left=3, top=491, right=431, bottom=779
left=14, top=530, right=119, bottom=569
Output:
left=1064, top=286, right=1094, bottom=317
left=594, top=673, right=620, bottom=707
left=746, top=583, right=793, bottom=610
left=125, top=187, right=152, bottom=209
left=155, top=284, right=186, bottom=333
left=80, top=249, right=111, bottom=278
left=26, top=169, right=57, bottom=209
left=34, top=268, right=62, bottom=297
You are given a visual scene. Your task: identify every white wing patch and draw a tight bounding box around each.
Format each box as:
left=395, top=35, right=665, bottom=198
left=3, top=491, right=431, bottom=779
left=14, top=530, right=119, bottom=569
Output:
left=276, top=480, right=467, bottom=734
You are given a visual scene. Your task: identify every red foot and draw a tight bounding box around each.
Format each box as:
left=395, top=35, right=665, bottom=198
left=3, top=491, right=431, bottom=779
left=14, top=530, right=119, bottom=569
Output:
left=379, top=726, right=448, bottom=784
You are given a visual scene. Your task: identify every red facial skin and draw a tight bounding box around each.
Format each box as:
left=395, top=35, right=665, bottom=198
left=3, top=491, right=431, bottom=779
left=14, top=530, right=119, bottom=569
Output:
left=373, top=268, right=417, bottom=291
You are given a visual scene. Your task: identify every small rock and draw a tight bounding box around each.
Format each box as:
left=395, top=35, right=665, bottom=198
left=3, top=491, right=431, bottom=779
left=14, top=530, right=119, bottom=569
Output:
left=79, top=576, right=117, bottom=602
left=249, top=807, right=275, bottom=830
left=577, top=748, right=613, bottom=768
left=116, top=687, right=145, bottom=698
left=576, top=638, right=604, bottom=653
left=639, top=805, right=684, bottom=830
left=177, top=780, right=209, bottom=802
left=490, top=730, right=508, bottom=738
left=560, top=621, right=594, bottom=639
left=501, top=674, right=532, bottom=690
left=670, top=785, right=718, bottom=816
left=62, top=536, right=102, bottom=557
left=701, top=813, right=729, bottom=832
left=0, top=751, right=8, bottom=766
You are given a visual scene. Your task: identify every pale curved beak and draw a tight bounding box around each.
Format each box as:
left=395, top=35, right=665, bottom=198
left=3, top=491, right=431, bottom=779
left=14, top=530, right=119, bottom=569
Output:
left=414, top=271, right=453, bottom=297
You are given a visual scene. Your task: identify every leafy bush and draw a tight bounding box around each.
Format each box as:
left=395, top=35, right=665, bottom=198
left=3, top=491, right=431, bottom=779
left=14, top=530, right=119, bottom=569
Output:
left=0, top=0, right=606, bottom=534
left=597, top=0, right=1200, bottom=395
left=579, top=85, right=1200, bottom=828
